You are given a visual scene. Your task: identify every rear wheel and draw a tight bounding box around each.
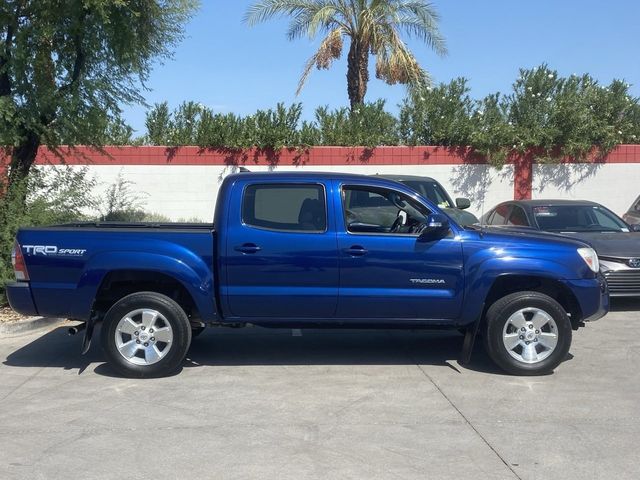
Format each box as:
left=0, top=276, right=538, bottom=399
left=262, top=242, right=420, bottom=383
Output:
left=483, top=291, right=572, bottom=375
left=101, top=292, right=192, bottom=378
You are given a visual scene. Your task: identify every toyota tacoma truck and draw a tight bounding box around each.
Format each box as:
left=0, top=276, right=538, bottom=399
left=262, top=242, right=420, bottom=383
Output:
left=7, top=172, right=608, bottom=377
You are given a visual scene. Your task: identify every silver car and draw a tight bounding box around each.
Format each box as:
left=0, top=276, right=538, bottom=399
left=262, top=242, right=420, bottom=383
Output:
left=482, top=199, right=640, bottom=297
left=623, top=195, right=640, bottom=226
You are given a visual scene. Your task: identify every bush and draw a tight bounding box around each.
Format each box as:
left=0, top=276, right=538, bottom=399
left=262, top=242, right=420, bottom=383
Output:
left=98, top=170, right=148, bottom=221
left=0, top=166, right=98, bottom=305
left=399, top=65, right=640, bottom=165
left=315, top=100, right=399, bottom=147
left=142, top=64, right=640, bottom=165
left=145, top=100, right=400, bottom=149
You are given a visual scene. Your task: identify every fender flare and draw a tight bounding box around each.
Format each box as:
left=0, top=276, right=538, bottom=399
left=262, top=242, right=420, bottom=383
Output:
left=75, top=250, right=216, bottom=321
left=461, top=256, right=577, bottom=325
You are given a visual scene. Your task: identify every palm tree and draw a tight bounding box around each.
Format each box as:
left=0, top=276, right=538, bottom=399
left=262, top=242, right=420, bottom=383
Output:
left=245, top=0, right=447, bottom=110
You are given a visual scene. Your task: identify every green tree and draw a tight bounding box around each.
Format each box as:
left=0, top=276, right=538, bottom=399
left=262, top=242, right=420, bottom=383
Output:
left=0, top=0, right=198, bottom=196
left=245, top=0, right=446, bottom=110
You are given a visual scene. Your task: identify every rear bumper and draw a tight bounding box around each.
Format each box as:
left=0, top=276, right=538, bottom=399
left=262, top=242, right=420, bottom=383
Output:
left=5, top=282, right=39, bottom=317
left=564, top=274, right=609, bottom=323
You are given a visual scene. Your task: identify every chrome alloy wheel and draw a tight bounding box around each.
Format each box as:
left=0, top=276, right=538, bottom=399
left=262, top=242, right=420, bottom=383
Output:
left=502, top=307, right=558, bottom=364
left=114, top=309, right=174, bottom=366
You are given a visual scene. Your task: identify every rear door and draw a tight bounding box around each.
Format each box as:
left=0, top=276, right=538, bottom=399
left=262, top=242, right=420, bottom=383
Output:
left=222, top=179, right=339, bottom=318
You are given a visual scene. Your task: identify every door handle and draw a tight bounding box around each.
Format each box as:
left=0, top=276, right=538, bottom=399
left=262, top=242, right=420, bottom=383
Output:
left=234, top=243, right=262, bottom=254
left=344, top=245, right=368, bottom=256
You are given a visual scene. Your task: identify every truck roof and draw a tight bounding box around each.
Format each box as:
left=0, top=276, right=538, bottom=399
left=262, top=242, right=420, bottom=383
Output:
left=375, top=174, right=438, bottom=183
left=227, top=171, right=409, bottom=183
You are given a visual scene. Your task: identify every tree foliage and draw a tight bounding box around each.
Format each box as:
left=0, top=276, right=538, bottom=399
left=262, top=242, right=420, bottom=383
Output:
left=142, top=65, right=640, bottom=165
left=143, top=99, right=400, bottom=149
left=400, top=65, right=640, bottom=164
left=245, top=0, right=446, bottom=109
left=0, top=0, right=198, bottom=184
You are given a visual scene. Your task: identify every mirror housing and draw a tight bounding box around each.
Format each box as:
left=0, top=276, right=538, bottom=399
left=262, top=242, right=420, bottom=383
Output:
left=455, top=197, right=471, bottom=210
left=419, top=213, right=450, bottom=241
left=630, top=224, right=640, bottom=232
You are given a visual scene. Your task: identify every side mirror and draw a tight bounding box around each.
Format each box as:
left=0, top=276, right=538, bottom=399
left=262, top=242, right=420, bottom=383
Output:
left=419, top=213, right=450, bottom=241
left=630, top=224, right=640, bottom=232
left=456, top=197, right=471, bottom=210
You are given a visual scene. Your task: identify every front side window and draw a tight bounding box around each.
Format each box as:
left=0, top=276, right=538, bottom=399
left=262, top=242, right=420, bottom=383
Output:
left=401, top=180, right=454, bottom=209
left=242, top=184, right=326, bottom=232
left=342, top=185, right=430, bottom=235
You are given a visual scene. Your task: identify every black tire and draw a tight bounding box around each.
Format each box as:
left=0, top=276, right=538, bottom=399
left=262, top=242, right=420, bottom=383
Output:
left=101, top=292, right=192, bottom=378
left=483, top=291, right=572, bottom=376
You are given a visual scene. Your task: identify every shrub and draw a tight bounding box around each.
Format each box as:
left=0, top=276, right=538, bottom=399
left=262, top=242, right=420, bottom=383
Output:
left=0, top=166, right=98, bottom=305
left=99, top=170, right=147, bottom=221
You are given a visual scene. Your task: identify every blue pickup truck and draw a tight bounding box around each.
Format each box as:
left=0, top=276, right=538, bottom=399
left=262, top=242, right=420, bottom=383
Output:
left=7, top=172, right=608, bottom=377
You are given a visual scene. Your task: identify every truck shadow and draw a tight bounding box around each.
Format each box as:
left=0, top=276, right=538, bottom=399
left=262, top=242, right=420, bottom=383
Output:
left=3, top=326, right=506, bottom=377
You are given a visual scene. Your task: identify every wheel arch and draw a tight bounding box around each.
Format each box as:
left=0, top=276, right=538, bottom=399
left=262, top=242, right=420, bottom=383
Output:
left=78, top=251, right=217, bottom=323
left=483, top=274, right=583, bottom=328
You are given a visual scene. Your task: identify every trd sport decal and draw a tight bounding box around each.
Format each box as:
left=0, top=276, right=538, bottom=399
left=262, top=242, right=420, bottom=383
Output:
left=22, top=245, right=87, bottom=256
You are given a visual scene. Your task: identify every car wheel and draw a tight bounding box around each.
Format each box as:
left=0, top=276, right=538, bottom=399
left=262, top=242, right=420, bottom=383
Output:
left=101, top=292, right=192, bottom=378
left=483, top=291, right=572, bottom=375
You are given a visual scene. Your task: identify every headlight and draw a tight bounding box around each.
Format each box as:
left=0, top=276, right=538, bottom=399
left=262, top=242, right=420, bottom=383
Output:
left=577, top=247, right=600, bottom=273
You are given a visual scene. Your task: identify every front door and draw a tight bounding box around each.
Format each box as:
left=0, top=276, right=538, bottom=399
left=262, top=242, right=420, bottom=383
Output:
left=336, top=183, right=464, bottom=320
left=223, top=181, right=339, bottom=318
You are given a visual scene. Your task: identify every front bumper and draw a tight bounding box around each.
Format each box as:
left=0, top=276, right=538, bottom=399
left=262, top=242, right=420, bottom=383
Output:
left=600, top=259, right=640, bottom=297
left=564, top=274, right=609, bottom=323
left=5, top=282, right=39, bottom=317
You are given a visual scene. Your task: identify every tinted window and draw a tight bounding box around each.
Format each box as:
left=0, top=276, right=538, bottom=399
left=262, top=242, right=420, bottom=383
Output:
left=402, top=180, right=454, bottom=209
left=507, top=206, right=529, bottom=226
left=488, top=205, right=510, bottom=225
left=533, top=205, right=628, bottom=232
left=242, top=184, right=326, bottom=232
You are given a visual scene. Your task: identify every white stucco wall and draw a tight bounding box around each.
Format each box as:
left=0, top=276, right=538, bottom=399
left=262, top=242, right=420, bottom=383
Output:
left=45, top=163, right=514, bottom=221
left=532, top=163, right=640, bottom=216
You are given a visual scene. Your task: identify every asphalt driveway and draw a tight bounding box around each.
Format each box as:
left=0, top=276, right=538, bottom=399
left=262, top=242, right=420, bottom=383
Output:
left=1, top=299, right=639, bottom=480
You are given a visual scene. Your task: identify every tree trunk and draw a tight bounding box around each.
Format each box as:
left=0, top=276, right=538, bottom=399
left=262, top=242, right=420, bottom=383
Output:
left=5, top=130, right=40, bottom=205
left=347, top=39, right=369, bottom=110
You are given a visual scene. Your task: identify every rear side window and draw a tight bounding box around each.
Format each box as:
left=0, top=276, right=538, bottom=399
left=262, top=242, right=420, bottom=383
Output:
left=242, top=184, right=327, bottom=232
left=488, top=204, right=510, bottom=225
left=506, top=206, right=529, bottom=226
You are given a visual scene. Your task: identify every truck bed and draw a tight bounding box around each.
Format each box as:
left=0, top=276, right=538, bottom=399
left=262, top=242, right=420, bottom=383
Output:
left=37, top=221, right=215, bottom=231
left=14, top=223, right=217, bottom=321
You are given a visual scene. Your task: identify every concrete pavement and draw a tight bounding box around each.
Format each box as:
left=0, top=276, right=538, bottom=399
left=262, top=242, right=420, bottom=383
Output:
left=1, top=299, right=639, bottom=480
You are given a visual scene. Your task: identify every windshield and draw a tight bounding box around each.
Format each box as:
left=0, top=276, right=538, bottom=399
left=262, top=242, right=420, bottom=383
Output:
left=400, top=180, right=455, bottom=209
left=532, top=205, right=629, bottom=232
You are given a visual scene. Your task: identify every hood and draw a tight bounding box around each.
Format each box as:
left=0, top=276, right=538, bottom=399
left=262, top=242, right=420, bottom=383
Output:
left=471, top=225, right=590, bottom=249
left=442, top=208, right=479, bottom=227
left=556, top=231, right=640, bottom=258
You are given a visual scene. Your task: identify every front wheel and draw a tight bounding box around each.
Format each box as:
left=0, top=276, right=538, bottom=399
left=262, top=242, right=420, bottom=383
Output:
left=101, top=292, right=192, bottom=378
left=483, top=291, right=572, bottom=375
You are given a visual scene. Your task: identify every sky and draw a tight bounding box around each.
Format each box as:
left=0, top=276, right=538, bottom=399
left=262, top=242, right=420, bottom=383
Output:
left=121, top=0, right=640, bottom=135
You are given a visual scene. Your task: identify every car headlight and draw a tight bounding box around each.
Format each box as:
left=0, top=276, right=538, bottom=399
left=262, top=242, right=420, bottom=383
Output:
left=577, top=247, right=599, bottom=273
